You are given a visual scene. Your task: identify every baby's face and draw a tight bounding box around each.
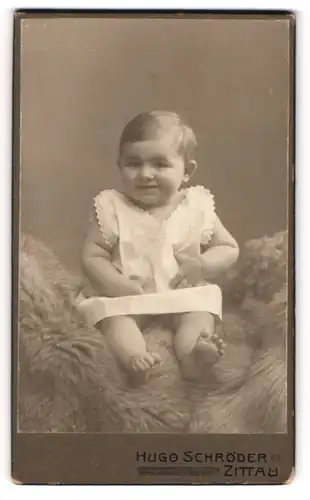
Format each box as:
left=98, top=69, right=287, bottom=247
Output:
left=118, top=134, right=188, bottom=208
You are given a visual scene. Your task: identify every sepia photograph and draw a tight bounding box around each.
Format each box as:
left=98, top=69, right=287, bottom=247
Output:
left=12, top=10, right=294, bottom=484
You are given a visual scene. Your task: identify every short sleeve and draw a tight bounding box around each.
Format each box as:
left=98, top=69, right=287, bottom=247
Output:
left=92, top=190, right=119, bottom=248
left=198, top=187, right=217, bottom=246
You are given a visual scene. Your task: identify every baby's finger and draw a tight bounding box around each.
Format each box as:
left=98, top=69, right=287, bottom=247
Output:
left=170, top=273, right=184, bottom=288
left=176, top=278, right=190, bottom=289
left=130, top=274, right=142, bottom=282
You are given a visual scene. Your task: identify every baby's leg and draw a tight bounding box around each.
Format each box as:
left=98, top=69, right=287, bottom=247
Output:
left=173, top=312, right=225, bottom=381
left=97, top=316, right=161, bottom=381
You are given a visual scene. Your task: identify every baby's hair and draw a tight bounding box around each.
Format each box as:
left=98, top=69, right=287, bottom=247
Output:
left=119, top=111, right=197, bottom=162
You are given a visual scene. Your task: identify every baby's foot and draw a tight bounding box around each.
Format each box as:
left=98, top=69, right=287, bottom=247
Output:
left=127, top=352, right=161, bottom=385
left=192, top=331, right=225, bottom=366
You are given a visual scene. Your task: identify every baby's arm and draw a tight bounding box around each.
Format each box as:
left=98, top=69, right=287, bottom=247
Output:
left=200, top=215, right=239, bottom=280
left=81, top=220, right=143, bottom=297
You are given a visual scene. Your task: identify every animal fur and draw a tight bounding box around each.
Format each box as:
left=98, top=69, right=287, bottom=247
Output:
left=18, top=231, right=288, bottom=433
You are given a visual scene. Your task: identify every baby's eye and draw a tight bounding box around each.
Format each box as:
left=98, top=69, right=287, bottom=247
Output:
left=124, top=160, right=141, bottom=167
left=154, top=160, right=170, bottom=168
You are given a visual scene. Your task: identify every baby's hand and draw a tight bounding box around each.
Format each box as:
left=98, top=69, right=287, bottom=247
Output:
left=170, top=255, right=204, bottom=289
left=170, top=271, right=191, bottom=289
left=126, top=275, right=145, bottom=295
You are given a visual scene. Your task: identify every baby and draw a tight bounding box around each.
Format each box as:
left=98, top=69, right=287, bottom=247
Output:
left=79, top=111, right=239, bottom=383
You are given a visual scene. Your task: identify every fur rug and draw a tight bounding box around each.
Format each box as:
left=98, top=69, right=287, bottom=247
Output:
left=18, top=231, right=288, bottom=433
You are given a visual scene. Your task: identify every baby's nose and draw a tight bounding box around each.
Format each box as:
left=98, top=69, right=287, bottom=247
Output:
left=140, top=165, right=154, bottom=179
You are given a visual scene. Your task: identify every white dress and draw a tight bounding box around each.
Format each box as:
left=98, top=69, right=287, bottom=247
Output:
left=76, top=186, right=222, bottom=326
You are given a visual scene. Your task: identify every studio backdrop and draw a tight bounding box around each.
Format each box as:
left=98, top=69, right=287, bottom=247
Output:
left=20, top=17, right=289, bottom=272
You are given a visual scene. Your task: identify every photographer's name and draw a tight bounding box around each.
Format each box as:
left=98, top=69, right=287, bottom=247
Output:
left=136, top=451, right=268, bottom=464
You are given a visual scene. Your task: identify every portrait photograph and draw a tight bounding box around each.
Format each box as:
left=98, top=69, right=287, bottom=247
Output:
left=12, top=11, right=294, bottom=485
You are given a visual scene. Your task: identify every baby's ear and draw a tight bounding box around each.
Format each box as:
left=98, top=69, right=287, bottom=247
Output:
left=184, top=160, right=197, bottom=182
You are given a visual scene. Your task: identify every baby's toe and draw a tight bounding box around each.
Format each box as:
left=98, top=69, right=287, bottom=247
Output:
left=218, top=342, right=226, bottom=355
left=199, top=330, right=212, bottom=341
left=143, top=353, right=157, bottom=368
left=210, top=334, right=225, bottom=347
left=151, top=352, right=162, bottom=365
left=132, top=356, right=149, bottom=372
left=209, top=333, right=219, bottom=342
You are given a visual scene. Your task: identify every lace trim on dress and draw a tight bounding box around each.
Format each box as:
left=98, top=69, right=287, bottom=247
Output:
left=186, top=185, right=216, bottom=245
left=93, top=185, right=216, bottom=248
left=93, top=190, right=116, bottom=248
left=171, top=185, right=216, bottom=245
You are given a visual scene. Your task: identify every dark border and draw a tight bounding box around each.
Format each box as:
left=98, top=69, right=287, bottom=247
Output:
left=11, top=10, right=21, bottom=482
left=11, top=9, right=296, bottom=485
left=288, top=12, right=296, bottom=480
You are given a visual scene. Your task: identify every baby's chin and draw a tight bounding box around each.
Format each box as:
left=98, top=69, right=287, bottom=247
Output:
left=125, top=189, right=167, bottom=209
